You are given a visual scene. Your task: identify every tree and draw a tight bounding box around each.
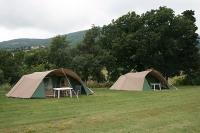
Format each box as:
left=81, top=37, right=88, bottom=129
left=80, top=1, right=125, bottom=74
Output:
left=49, top=35, right=72, bottom=68
left=73, top=26, right=105, bottom=82
left=0, top=50, right=20, bottom=83
left=168, top=10, right=199, bottom=76
left=78, top=25, right=101, bottom=55
left=98, top=7, right=199, bottom=81
left=182, top=10, right=196, bottom=22
left=71, top=54, right=93, bottom=81
left=24, top=49, right=49, bottom=67
left=0, top=69, right=4, bottom=84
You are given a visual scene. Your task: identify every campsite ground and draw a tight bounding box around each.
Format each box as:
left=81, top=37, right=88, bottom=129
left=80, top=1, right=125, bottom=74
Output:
left=0, top=86, right=200, bottom=133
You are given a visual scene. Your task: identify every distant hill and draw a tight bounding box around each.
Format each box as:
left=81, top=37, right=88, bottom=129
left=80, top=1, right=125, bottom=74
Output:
left=0, top=38, right=49, bottom=49
left=0, top=30, right=87, bottom=49
left=66, top=30, right=87, bottom=45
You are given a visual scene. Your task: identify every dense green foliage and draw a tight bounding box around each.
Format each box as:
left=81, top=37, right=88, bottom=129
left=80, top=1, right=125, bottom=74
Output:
left=0, top=50, right=20, bottom=84
left=98, top=8, right=199, bottom=80
left=0, top=86, right=200, bottom=132
left=0, top=30, right=86, bottom=49
left=0, top=7, right=200, bottom=85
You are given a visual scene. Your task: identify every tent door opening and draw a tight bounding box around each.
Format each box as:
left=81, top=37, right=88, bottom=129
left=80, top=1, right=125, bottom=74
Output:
left=146, top=74, right=162, bottom=91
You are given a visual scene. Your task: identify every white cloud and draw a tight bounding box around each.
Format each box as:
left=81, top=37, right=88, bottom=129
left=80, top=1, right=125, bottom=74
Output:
left=0, top=0, right=199, bottom=41
left=0, top=26, right=54, bottom=41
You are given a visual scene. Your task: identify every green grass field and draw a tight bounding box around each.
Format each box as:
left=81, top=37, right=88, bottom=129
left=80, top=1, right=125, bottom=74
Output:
left=0, top=86, right=200, bottom=133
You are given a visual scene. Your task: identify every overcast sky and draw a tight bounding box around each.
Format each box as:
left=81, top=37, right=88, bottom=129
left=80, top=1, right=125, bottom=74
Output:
left=0, top=0, right=199, bottom=42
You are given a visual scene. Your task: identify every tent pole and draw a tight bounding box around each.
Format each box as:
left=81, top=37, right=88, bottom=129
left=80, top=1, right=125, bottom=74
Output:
left=61, top=68, right=72, bottom=88
left=170, top=83, right=178, bottom=90
left=168, top=81, right=178, bottom=90
left=61, top=68, right=79, bottom=101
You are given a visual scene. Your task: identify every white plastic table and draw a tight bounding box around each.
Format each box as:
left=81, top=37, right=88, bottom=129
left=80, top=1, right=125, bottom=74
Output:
left=53, top=87, right=73, bottom=99
left=151, top=83, right=161, bottom=91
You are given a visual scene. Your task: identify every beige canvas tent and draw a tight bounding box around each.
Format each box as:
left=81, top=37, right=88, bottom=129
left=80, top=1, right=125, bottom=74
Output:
left=110, top=69, right=169, bottom=91
left=6, top=68, right=93, bottom=98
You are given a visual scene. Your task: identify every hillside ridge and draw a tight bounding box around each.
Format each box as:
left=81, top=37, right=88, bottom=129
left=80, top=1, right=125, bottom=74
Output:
left=0, top=30, right=87, bottom=49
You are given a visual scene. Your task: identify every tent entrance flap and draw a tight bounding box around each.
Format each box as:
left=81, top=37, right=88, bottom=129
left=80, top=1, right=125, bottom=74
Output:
left=32, top=81, right=45, bottom=98
left=143, top=78, right=151, bottom=91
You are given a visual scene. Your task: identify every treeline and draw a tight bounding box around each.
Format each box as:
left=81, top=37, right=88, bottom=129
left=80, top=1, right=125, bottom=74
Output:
left=0, top=7, right=200, bottom=85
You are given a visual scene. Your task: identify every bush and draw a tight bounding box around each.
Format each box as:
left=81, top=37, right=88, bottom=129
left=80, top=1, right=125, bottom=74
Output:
left=170, top=70, right=200, bottom=85
left=86, top=80, right=113, bottom=88
left=169, top=75, right=186, bottom=86
left=0, top=83, right=11, bottom=92
left=183, top=71, right=200, bottom=85
left=0, top=69, right=4, bottom=84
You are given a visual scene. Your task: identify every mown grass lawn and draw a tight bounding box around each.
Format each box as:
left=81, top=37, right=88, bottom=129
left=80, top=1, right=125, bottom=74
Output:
left=0, top=86, right=200, bottom=133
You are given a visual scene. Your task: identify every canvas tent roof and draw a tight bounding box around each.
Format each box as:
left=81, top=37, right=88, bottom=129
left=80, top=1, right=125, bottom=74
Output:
left=6, top=68, right=93, bottom=98
left=110, top=69, right=168, bottom=91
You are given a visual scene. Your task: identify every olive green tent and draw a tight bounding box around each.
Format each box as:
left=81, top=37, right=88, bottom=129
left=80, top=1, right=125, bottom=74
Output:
left=6, top=68, right=93, bottom=98
left=110, top=69, right=169, bottom=91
